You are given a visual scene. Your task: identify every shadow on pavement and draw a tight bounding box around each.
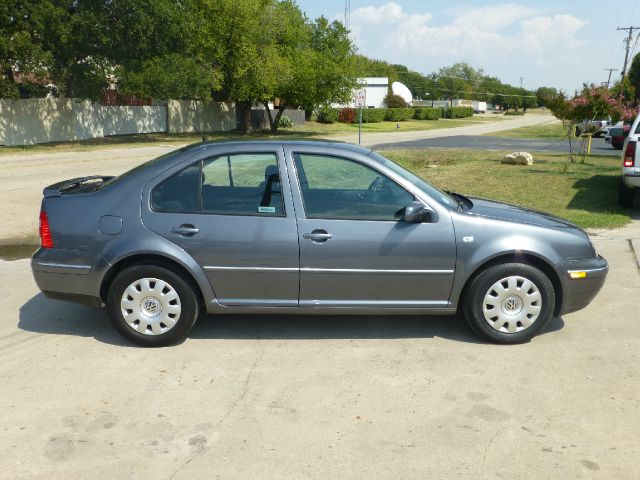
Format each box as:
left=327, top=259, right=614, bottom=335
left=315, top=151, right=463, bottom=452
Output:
left=18, top=293, right=565, bottom=346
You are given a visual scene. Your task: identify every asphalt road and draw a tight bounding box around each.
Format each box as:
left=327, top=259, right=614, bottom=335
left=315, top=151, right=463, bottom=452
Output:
left=1, top=221, right=639, bottom=479
left=374, top=135, right=621, bottom=156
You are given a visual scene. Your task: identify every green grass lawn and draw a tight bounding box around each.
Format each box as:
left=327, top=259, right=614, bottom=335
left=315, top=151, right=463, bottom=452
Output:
left=382, top=149, right=630, bottom=230
left=485, top=122, right=566, bottom=139
left=0, top=116, right=505, bottom=156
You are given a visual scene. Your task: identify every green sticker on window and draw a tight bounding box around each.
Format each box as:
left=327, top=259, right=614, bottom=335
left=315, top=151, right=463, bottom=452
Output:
left=258, top=206, right=276, bottom=213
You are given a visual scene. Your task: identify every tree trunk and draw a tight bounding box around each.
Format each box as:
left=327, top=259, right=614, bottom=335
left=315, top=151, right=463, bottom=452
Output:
left=264, top=102, right=287, bottom=134
left=263, top=101, right=276, bottom=133
left=236, top=101, right=253, bottom=133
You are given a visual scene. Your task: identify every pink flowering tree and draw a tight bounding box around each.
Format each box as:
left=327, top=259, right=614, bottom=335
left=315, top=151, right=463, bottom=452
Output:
left=545, top=85, right=639, bottom=162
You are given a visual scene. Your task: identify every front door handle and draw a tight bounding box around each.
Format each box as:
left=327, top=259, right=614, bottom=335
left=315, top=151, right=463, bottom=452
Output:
left=171, top=224, right=199, bottom=236
left=303, top=229, right=332, bottom=242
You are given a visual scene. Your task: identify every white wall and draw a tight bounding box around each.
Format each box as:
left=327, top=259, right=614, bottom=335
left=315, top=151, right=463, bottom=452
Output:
left=167, top=100, right=235, bottom=133
left=0, top=98, right=238, bottom=146
left=0, top=98, right=167, bottom=146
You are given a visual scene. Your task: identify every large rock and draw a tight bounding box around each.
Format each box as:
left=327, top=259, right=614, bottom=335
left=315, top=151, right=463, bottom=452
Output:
left=501, top=151, right=533, bottom=165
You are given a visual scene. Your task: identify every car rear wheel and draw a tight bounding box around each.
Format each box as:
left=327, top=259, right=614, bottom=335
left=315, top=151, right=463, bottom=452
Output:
left=107, top=264, right=200, bottom=347
left=619, top=178, right=637, bottom=209
left=462, top=263, right=555, bottom=344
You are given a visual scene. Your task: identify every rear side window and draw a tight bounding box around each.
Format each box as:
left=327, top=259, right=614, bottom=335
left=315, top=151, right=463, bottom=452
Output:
left=151, top=153, right=284, bottom=216
left=150, top=163, right=200, bottom=212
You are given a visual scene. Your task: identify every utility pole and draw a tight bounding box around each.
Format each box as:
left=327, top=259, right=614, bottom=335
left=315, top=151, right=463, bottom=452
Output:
left=617, top=26, right=640, bottom=97
left=604, top=68, right=618, bottom=88
left=344, top=0, right=350, bottom=31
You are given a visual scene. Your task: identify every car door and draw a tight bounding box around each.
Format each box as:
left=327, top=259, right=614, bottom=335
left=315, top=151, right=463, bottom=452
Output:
left=284, top=146, right=456, bottom=309
left=142, top=145, right=300, bottom=307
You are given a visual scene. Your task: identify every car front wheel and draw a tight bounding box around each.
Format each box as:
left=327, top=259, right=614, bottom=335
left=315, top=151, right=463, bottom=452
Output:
left=107, top=264, right=201, bottom=347
left=462, top=263, right=555, bottom=344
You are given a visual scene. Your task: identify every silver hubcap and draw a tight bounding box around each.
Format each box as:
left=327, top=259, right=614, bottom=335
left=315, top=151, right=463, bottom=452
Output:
left=120, top=278, right=181, bottom=335
left=482, top=275, right=542, bottom=334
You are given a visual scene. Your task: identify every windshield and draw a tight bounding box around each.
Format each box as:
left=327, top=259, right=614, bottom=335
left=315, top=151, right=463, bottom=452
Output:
left=368, top=151, right=458, bottom=208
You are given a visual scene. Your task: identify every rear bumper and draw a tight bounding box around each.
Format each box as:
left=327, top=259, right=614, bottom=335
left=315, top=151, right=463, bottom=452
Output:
left=31, top=248, right=103, bottom=307
left=556, top=256, right=608, bottom=315
left=623, top=172, right=640, bottom=188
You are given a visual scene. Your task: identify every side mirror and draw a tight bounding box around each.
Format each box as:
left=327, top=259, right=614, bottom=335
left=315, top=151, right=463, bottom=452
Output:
left=403, top=201, right=432, bottom=223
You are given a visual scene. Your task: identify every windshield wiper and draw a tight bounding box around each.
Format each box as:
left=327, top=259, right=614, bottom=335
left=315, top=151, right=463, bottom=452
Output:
left=445, top=190, right=465, bottom=210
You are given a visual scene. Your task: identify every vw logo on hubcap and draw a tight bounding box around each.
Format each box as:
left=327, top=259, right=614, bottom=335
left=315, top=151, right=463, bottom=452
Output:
left=502, top=295, right=523, bottom=315
left=141, top=297, right=161, bottom=317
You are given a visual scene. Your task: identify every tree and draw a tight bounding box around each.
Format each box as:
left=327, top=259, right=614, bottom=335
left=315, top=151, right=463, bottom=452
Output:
left=263, top=14, right=357, bottom=132
left=545, top=85, right=637, bottom=162
left=629, top=53, right=640, bottom=105
left=384, top=93, right=408, bottom=108
left=536, top=86, right=559, bottom=107
left=0, top=1, right=62, bottom=98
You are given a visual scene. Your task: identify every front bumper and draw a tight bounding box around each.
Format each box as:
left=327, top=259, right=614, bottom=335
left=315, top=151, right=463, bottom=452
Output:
left=556, top=255, right=608, bottom=316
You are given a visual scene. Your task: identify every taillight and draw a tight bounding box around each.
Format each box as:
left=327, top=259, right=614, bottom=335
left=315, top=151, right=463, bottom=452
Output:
left=39, top=210, right=53, bottom=248
left=624, top=141, right=636, bottom=167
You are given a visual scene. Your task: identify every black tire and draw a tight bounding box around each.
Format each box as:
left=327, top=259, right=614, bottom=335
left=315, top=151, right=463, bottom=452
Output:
left=619, top=178, right=634, bottom=208
left=106, top=264, right=201, bottom=347
left=462, top=263, right=555, bottom=344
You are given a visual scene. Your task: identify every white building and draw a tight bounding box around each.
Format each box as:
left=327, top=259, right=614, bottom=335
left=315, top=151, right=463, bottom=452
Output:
left=340, top=77, right=389, bottom=109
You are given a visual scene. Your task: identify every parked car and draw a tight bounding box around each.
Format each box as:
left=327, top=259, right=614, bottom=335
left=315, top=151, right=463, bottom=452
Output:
left=603, top=121, right=623, bottom=143
left=611, top=124, right=631, bottom=149
left=620, top=117, right=640, bottom=208
left=576, top=118, right=610, bottom=137
left=31, top=141, right=608, bottom=346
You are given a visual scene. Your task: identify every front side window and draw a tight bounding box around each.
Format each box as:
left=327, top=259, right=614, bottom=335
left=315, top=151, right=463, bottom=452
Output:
left=151, top=152, right=284, bottom=216
left=293, top=153, right=414, bottom=220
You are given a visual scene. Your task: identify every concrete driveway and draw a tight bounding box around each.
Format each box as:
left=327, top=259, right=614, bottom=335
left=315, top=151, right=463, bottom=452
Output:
left=1, top=220, right=639, bottom=479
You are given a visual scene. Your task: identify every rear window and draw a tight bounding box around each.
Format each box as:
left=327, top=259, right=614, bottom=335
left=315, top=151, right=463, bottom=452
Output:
left=98, top=147, right=194, bottom=190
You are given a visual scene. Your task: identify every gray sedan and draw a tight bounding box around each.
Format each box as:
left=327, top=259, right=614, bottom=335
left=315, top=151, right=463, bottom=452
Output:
left=31, top=141, right=608, bottom=346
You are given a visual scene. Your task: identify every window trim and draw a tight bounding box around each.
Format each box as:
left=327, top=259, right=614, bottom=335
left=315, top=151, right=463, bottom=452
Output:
left=150, top=151, right=287, bottom=218
left=291, top=152, right=415, bottom=222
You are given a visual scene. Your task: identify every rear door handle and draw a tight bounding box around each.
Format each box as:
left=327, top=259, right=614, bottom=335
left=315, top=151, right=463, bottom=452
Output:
left=171, top=224, right=199, bottom=236
left=303, top=230, right=332, bottom=242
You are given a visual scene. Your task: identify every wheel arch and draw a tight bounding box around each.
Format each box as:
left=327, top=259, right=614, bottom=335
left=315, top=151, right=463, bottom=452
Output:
left=100, top=253, right=206, bottom=307
left=459, top=252, right=563, bottom=316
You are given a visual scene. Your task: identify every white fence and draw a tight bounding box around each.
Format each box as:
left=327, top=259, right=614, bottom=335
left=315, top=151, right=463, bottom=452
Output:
left=0, top=98, right=237, bottom=146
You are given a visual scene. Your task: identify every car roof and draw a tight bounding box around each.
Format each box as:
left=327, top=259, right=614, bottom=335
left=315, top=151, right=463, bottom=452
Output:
left=199, top=139, right=372, bottom=155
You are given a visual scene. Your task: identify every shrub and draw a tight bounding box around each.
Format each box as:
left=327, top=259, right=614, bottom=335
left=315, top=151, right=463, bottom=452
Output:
left=359, top=108, right=385, bottom=123
left=277, top=115, right=294, bottom=128
left=384, top=93, right=408, bottom=108
left=316, top=106, right=339, bottom=123
left=444, top=106, right=474, bottom=118
left=384, top=108, right=415, bottom=122
left=413, top=107, right=442, bottom=120
left=504, top=110, right=525, bottom=116
left=338, top=107, right=356, bottom=123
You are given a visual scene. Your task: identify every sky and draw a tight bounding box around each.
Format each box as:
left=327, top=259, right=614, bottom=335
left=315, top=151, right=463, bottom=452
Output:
left=295, top=0, right=640, bottom=93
